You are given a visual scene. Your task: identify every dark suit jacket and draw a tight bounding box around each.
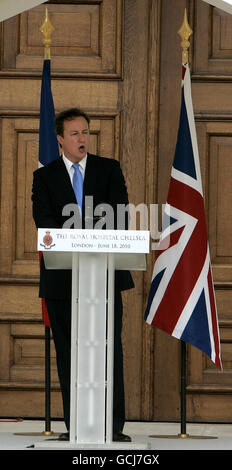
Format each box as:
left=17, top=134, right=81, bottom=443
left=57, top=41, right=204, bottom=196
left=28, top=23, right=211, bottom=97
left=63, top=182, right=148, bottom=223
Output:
left=32, top=153, right=134, bottom=299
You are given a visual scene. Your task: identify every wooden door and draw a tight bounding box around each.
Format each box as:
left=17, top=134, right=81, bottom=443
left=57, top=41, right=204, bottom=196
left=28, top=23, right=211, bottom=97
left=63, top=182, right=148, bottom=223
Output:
left=0, top=0, right=124, bottom=418
left=155, top=0, right=232, bottom=422
left=0, top=0, right=156, bottom=420
left=0, top=0, right=232, bottom=424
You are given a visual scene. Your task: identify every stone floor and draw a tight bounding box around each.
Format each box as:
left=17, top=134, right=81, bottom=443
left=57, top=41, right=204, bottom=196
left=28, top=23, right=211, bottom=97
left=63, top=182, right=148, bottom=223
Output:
left=0, top=418, right=232, bottom=451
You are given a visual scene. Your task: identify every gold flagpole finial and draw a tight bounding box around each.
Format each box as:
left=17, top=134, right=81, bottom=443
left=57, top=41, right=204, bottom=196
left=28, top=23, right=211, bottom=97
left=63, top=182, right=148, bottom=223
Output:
left=40, top=8, right=54, bottom=60
left=178, top=8, right=193, bottom=64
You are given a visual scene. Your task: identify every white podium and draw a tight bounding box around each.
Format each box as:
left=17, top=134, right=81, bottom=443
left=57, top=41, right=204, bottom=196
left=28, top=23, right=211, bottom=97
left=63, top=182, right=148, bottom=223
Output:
left=35, top=229, right=150, bottom=450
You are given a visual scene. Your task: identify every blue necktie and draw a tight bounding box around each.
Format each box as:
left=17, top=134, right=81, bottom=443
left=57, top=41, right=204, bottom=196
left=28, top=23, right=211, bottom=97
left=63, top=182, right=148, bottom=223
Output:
left=72, top=163, right=83, bottom=211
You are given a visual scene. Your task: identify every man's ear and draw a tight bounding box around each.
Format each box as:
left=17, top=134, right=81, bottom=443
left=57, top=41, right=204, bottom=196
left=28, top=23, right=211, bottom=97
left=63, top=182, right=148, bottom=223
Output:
left=57, top=135, right=63, bottom=148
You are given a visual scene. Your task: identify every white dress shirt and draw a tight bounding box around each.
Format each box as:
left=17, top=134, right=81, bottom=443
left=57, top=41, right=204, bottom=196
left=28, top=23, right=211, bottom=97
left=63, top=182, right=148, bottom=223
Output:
left=62, top=153, right=87, bottom=185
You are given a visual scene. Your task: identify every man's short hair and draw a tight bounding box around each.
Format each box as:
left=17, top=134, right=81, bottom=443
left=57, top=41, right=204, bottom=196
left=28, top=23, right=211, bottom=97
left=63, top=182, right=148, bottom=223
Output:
left=55, top=107, right=90, bottom=136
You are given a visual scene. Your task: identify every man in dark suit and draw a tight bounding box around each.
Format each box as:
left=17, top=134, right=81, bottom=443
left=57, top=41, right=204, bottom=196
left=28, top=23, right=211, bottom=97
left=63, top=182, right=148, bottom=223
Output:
left=32, top=107, right=134, bottom=442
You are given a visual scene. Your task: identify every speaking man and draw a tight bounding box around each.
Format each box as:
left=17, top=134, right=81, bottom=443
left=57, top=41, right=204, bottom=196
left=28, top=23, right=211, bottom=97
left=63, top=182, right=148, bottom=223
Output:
left=32, top=107, right=134, bottom=441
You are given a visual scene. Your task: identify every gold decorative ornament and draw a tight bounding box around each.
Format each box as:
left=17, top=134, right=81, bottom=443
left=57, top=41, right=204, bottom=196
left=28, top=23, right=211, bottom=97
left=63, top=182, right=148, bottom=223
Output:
left=40, top=7, right=54, bottom=60
left=178, top=8, right=193, bottom=64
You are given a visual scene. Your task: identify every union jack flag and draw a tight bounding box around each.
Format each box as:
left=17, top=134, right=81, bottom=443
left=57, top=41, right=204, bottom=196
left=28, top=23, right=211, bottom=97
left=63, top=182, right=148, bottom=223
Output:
left=145, top=64, right=222, bottom=369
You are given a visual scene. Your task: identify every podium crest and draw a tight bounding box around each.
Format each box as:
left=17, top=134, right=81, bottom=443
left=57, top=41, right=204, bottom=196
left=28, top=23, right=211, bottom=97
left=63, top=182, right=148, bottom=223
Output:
left=40, top=230, right=55, bottom=249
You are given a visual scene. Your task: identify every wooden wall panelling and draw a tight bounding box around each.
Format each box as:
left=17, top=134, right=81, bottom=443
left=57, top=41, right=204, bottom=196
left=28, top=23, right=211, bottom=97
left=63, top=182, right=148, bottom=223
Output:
left=119, top=0, right=158, bottom=421
left=0, top=0, right=124, bottom=416
left=140, top=0, right=161, bottom=420
left=1, top=0, right=123, bottom=77
left=0, top=1, right=125, bottom=420
left=0, top=115, right=118, bottom=275
left=3, top=0, right=228, bottom=423
left=0, top=118, right=41, bottom=278
left=0, top=80, right=118, bottom=114
left=89, top=115, right=120, bottom=160
left=194, top=0, right=232, bottom=76
left=209, top=132, right=232, bottom=267
left=154, top=0, right=232, bottom=423
left=185, top=0, right=232, bottom=422
left=194, top=120, right=232, bottom=282
left=0, top=118, right=19, bottom=276
left=154, top=0, right=189, bottom=422
left=15, top=120, right=39, bottom=275
left=0, top=313, right=63, bottom=417
left=0, top=111, right=122, bottom=417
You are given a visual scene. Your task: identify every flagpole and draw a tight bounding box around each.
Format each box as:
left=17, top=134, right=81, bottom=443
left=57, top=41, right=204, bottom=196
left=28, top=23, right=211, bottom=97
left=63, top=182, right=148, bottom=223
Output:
left=177, top=11, right=192, bottom=439
left=177, top=13, right=217, bottom=440
left=40, top=8, right=59, bottom=438
left=150, top=10, right=192, bottom=440
left=41, top=8, right=51, bottom=438
left=180, top=341, right=187, bottom=436
left=15, top=8, right=59, bottom=438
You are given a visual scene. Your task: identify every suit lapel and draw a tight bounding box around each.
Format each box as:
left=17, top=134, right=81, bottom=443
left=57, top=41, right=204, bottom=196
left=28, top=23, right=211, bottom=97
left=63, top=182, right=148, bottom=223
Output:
left=54, top=157, right=77, bottom=204
left=83, top=153, right=97, bottom=196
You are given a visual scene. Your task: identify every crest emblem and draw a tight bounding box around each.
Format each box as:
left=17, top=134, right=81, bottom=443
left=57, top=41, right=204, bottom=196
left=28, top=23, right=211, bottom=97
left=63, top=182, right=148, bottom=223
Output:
left=40, top=231, right=55, bottom=249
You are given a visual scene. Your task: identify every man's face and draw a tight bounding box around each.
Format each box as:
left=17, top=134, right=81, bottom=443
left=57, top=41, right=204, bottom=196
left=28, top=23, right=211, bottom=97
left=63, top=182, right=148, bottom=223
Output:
left=57, top=116, right=90, bottom=163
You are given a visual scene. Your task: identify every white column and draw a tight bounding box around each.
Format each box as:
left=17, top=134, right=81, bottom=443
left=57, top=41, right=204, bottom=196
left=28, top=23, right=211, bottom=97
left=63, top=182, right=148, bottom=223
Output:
left=75, top=252, right=107, bottom=444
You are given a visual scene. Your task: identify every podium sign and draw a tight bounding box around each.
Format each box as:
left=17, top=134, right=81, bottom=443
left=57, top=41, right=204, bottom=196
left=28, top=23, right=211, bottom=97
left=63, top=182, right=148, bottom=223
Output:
left=36, top=229, right=150, bottom=449
left=38, top=228, right=149, bottom=254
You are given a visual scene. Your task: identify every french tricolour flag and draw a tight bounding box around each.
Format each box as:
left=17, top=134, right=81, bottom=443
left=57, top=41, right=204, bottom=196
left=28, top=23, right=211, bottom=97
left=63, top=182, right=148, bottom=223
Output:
left=145, top=64, right=222, bottom=369
left=38, top=59, right=59, bottom=326
left=39, top=59, right=59, bottom=168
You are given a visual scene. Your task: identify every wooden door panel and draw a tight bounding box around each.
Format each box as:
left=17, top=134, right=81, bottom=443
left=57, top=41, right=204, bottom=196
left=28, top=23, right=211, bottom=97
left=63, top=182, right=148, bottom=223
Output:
left=0, top=0, right=154, bottom=420
left=2, top=0, right=123, bottom=76
left=194, top=0, right=232, bottom=75
left=157, top=0, right=232, bottom=422
left=0, top=113, right=123, bottom=417
left=186, top=0, right=232, bottom=421
left=195, top=121, right=232, bottom=279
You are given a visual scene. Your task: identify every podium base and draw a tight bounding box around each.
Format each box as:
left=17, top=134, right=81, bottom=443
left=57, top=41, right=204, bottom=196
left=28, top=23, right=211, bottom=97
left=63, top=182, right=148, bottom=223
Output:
left=33, top=439, right=150, bottom=450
